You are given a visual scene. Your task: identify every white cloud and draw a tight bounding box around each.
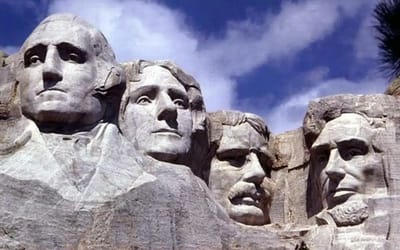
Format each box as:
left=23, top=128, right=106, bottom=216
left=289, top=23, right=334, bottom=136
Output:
left=265, top=76, right=387, bottom=134
left=46, top=0, right=384, bottom=135
left=201, top=0, right=367, bottom=77
left=354, top=1, right=379, bottom=61
left=49, top=0, right=234, bottom=110
left=303, top=67, right=330, bottom=83
left=48, top=0, right=371, bottom=112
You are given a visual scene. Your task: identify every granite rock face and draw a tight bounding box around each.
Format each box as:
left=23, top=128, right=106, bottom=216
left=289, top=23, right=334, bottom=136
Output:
left=301, top=94, right=400, bottom=248
left=1, top=12, right=400, bottom=249
left=269, top=128, right=309, bottom=226
left=207, top=110, right=274, bottom=226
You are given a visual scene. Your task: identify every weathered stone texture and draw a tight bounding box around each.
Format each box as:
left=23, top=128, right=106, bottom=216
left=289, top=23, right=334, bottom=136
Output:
left=270, top=128, right=309, bottom=225
left=302, top=94, right=400, bottom=248
left=3, top=12, right=400, bottom=249
left=0, top=163, right=299, bottom=249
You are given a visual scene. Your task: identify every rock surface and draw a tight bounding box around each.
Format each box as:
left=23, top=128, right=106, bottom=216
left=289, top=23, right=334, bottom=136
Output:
left=301, top=94, right=400, bottom=248
left=2, top=12, right=400, bottom=249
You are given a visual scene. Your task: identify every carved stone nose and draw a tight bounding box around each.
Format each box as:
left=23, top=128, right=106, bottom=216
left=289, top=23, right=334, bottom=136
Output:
left=157, top=95, right=177, bottom=121
left=325, top=150, right=346, bottom=182
left=42, top=46, right=62, bottom=86
left=242, top=153, right=265, bottom=185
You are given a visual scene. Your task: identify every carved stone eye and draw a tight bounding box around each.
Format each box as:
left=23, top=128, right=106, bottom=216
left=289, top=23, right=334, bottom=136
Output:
left=29, top=55, right=41, bottom=65
left=218, top=153, right=247, bottom=168
left=68, top=52, right=81, bottom=63
left=341, top=147, right=364, bottom=161
left=136, top=96, right=151, bottom=105
left=61, top=51, right=85, bottom=63
left=24, top=46, right=46, bottom=67
left=173, top=99, right=185, bottom=108
left=316, top=152, right=329, bottom=165
left=58, top=43, right=87, bottom=64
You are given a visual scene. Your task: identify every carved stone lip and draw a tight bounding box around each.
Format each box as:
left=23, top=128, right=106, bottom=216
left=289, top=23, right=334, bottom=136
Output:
left=37, top=88, right=66, bottom=95
left=152, top=128, right=181, bottom=136
left=328, top=187, right=357, bottom=196
left=228, top=182, right=265, bottom=207
left=326, top=188, right=357, bottom=204
left=231, top=195, right=262, bottom=207
left=230, top=191, right=263, bottom=205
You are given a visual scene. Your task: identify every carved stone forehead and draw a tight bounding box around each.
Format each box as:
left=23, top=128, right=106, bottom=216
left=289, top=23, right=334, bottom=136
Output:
left=141, top=65, right=184, bottom=88
left=312, top=113, right=375, bottom=147
left=129, top=65, right=187, bottom=96
left=218, top=123, right=267, bottom=153
left=21, top=14, right=96, bottom=53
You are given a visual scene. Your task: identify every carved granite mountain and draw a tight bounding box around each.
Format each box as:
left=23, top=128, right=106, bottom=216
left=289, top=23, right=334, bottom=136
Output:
left=0, top=14, right=300, bottom=249
left=271, top=94, right=400, bottom=249
left=2, top=12, right=400, bottom=250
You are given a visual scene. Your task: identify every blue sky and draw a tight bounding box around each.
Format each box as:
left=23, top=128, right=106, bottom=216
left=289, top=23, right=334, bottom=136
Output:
left=0, top=0, right=388, bottom=133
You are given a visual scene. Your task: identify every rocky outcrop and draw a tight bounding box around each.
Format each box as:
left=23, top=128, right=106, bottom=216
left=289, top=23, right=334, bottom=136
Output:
left=301, top=94, right=400, bottom=248
left=0, top=161, right=300, bottom=249
left=2, top=12, right=400, bottom=249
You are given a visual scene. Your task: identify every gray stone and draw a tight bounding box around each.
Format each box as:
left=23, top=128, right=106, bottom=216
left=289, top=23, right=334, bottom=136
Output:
left=4, top=11, right=400, bottom=249
left=207, top=110, right=274, bottom=226
left=302, top=94, right=400, bottom=248
left=0, top=13, right=301, bottom=249
left=0, top=51, right=9, bottom=85
left=119, top=60, right=208, bottom=179
left=269, top=128, right=309, bottom=225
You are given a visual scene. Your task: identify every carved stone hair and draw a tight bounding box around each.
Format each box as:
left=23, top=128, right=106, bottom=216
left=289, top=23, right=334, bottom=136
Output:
left=303, top=109, right=384, bottom=151
left=207, top=110, right=269, bottom=148
left=120, top=60, right=206, bottom=132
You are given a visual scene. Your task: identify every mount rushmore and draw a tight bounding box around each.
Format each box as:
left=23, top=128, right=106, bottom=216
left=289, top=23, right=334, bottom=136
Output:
left=0, top=13, right=400, bottom=249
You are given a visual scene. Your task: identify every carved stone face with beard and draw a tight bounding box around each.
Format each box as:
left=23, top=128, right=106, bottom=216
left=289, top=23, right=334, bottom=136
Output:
left=311, top=113, right=383, bottom=226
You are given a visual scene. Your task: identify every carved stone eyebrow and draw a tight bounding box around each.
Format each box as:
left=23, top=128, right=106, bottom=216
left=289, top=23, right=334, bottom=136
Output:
left=216, top=148, right=248, bottom=158
left=336, top=138, right=369, bottom=154
left=310, top=142, right=331, bottom=154
left=256, top=149, right=274, bottom=173
left=129, top=85, right=159, bottom=101
left=168, top=87, right=188, bottom=100
left=336, top=138, right=369, bottom=147
left=168, top=88, right=189, bottom=107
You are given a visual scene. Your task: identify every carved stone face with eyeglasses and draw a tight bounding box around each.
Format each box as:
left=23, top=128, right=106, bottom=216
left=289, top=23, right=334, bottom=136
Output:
left=121, top=65, right=193, bottom=162
left=208, top=112, right=274, bottom=226
left=311, top=113, right=382, bottom=210
left=18, top=17, right=104, bottom=127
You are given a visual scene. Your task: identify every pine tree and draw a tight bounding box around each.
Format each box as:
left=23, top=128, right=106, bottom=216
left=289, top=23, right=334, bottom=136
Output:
left=374, top=0, right=400, bottom=79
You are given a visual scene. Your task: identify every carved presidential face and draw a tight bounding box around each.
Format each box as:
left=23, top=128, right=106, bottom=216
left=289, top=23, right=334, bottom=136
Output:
left=121, top=65, right=193, bottom=162
left=18, top=20, right=104, bottom=126
left=208, top=123, right=273, bottom=225
left=311, top=113, right=381, bottom=209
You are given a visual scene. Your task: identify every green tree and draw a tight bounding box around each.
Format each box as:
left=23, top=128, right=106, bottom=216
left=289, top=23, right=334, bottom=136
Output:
left=374, top=0, right=400, bottom=79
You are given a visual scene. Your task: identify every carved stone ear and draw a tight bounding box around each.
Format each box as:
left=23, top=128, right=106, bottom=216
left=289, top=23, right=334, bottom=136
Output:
left=192, top=110, right=206, bottom=133
left=95, top=65, right=125, bottom=94
left=189, top=92, right=206, bottom=133
left=0, top=81, right=21, bottom=119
